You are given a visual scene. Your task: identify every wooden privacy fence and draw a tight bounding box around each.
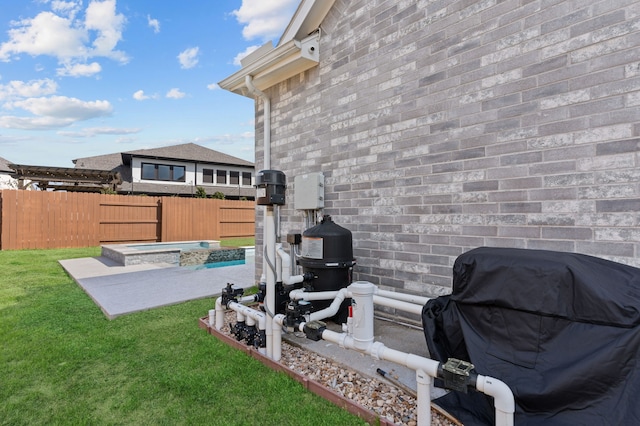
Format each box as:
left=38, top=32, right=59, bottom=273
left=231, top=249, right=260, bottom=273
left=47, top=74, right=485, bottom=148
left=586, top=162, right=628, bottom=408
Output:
left=0, top=190, right=255, bottom=250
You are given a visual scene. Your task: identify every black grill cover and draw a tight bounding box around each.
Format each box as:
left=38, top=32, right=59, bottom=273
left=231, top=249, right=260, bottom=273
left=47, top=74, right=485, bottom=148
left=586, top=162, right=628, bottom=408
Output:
left=422, top=247, right=640, bottom=425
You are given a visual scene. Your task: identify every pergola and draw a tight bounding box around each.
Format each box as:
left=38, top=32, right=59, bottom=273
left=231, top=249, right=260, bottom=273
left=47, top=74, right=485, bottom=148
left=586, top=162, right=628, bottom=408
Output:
left=9, top=164, right=122, bottom=192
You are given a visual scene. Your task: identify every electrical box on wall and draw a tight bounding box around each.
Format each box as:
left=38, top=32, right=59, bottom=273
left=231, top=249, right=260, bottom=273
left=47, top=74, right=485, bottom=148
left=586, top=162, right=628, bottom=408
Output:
left=294, top=173, right=324, bottom=210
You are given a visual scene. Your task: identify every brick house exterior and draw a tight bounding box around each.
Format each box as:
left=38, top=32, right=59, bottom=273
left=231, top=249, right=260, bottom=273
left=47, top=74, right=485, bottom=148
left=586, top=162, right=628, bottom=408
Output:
left=221, top=0, right=640, bottom=298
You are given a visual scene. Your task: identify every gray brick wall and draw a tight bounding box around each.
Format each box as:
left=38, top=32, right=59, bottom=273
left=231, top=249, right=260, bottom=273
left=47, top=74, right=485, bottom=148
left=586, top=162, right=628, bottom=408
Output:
left=254, top=0, right=640, bottom=297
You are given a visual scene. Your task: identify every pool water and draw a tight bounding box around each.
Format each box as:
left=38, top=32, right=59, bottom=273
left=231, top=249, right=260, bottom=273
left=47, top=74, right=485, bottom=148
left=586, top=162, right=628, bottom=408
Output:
left=183, top=259, right=246, bottom=270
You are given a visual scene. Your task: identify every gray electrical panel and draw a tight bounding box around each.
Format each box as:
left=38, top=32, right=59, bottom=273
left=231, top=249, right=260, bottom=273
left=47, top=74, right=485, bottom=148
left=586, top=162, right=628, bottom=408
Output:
left=294, top=173, right=324, bottom=210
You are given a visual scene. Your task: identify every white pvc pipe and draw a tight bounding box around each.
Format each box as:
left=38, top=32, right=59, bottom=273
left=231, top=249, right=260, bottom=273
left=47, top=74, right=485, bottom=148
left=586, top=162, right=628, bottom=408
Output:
left=349, top=281, right=375, bottom=351
left=373, top=295, right=423, bottom=316
left=289, top=289, right=340, bottom=301
left=273, top=313, right=286, bottom=361
left=298, top=280, right=514, bottom=426
left=227, top=301, right=267, bottom=355
left=416, top=369, right=432, bottom=426
left=276, top=244, right=305, bottom=285
left=214, top=280, right=514, bottom=425
left=475, top=375, right=515, bottom=426
left=215, top=297, right=225, bottom=331
left=376, top=289, right=431, bottom=306
left=309, top=287, right=349, bottom=322
left=213, top=294, right=259, bottom=330
left=291, top=287, right=424, bottom=317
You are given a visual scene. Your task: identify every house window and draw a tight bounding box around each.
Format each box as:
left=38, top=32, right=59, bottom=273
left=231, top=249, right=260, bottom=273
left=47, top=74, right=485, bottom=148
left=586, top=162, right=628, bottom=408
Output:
left=230, top=171, right=239, bottom=185
left=216, top=170, right=227, bottom=184
left=203, top=168, right=214, bottom=184
left=242, top=172, right=251, bottom=186
left=141, top=163, right=156, bottom=180
left=141, top=163, right=186, bottom=182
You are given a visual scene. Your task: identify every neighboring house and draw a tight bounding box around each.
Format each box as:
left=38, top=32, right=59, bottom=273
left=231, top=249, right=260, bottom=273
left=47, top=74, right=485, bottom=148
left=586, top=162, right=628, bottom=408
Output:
left=0, top=156, right=34, bottom=190
left=0, top=156, right=18, bottom=189
left=220, top=0, right=640, bottom=298
left=74, top=143, right=255, bottom=199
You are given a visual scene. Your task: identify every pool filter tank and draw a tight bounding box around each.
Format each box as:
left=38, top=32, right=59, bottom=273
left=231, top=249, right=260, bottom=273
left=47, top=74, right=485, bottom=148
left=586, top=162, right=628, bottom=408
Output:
left=298, top=215, right=355, bottom=320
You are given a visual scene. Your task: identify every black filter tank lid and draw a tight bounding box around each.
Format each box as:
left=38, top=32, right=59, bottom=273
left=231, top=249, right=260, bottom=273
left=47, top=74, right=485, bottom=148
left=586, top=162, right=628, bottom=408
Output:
left=302, top=215, right=353, bottom=262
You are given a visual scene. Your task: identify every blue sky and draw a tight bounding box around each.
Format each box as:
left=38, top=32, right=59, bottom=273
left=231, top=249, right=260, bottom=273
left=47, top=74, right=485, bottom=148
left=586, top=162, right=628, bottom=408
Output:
left=0, top=0, right=299, bottom=167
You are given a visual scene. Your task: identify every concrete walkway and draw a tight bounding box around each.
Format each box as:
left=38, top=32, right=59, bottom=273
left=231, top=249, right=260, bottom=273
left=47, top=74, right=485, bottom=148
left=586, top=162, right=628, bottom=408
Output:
left=60, top=256, right=255, bottom=319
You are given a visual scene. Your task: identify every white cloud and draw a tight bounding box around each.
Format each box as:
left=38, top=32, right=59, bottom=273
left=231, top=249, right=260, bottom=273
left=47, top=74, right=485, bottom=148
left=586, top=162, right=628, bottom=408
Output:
left=0, top=0, right=127, bottom=76
left=57, top=61, right=102, bottom=77
left=133, top=90, right=148, bottom=101
left=50, top=0, right=83, bottom=19
left=233, top=45, right=259, bottom=66
left=132, top=90, right=159, bottom=100
left=0, top=79, right=57, bottom=101
left=9, top=96, right=112, bottom=119
left=232, top=0, right=298, bottom=41
left=147, top=15, right=160, bottom=33
left=177, top=47, right=199, bottom=69
left=84, top=0, right=127, bottom=62
left=115, top=136, right=136, bottom=144
left=57, top=126, right=140, bottom=137
left=0, top=12, right=87, bottom=60
left=207, top=83, right=219, bottom=91
left=1, top=95, right=112, bottom=130
left=166, top=88, right=185, bottom=99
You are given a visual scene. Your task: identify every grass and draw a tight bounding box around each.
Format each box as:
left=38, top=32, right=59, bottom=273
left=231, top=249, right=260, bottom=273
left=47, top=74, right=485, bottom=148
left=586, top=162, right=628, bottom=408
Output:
left=220, top=237, right=255, bottom=248
left=0, top=247, right=366, bottom=425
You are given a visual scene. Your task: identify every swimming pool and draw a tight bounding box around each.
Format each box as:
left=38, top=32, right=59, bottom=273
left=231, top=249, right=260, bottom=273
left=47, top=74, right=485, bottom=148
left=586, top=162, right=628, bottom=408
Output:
left=127, top=241, right=211, bottom=251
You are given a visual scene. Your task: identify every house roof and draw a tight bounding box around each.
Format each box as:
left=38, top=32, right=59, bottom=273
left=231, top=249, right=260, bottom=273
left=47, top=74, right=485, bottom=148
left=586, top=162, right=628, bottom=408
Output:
left=73, top=143, right=254, bottom=170
left=122, top=143, right=254, bottom=167
left=218, top=0, right=336, bottom=96
left=0, top=156, right=14, bottom=173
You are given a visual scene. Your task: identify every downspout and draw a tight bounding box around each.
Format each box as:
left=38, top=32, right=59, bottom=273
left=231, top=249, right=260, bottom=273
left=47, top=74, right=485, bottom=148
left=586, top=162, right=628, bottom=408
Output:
left=245, top=74, right=275, bottom=357
left=245, top=75, right=270, bottom=170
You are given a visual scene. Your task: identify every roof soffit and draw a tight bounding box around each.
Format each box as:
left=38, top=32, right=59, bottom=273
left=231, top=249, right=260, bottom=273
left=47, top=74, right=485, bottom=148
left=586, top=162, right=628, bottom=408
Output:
left=218, top=0, right=336, bottom=97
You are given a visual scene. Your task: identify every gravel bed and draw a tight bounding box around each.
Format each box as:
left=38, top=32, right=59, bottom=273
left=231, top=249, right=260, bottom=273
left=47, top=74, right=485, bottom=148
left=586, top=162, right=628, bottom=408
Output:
left=219, top=310, right=458, bottom=426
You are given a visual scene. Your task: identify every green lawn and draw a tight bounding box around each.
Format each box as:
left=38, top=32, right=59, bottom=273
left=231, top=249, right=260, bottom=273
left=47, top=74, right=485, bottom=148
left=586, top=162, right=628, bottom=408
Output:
left=220, top=237, right=255, bottom=248
left=0, top=247, right=366, bottom=425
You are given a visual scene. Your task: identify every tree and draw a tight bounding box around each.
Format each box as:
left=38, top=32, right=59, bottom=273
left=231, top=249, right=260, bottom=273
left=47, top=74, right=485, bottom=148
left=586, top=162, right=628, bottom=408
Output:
left=212, top=191, right=225, bottom=200
left=194, top=186, right=208, bottom=198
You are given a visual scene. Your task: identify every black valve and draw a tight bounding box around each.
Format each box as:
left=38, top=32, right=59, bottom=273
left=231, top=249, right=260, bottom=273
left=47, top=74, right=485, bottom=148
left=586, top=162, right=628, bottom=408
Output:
left=221, top=283, right=244, bottom=307
left=254, top=329, right=266, bottom=349
left=231, top=321, right=246, bottom=341
left=284, top=300, right=312, bottom=331
left=242, top=324, right=256, bottom=346
left=438, top=358, right=477, bottom=393
left=303, top=320, right=326, bottom=341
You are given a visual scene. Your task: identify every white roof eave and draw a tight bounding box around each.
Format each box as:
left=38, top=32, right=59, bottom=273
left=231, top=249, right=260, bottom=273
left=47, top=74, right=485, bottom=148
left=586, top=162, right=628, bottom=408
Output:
left=218, top=37, right=318, bottom=97
left=218, top=0, right=336, bottom=98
